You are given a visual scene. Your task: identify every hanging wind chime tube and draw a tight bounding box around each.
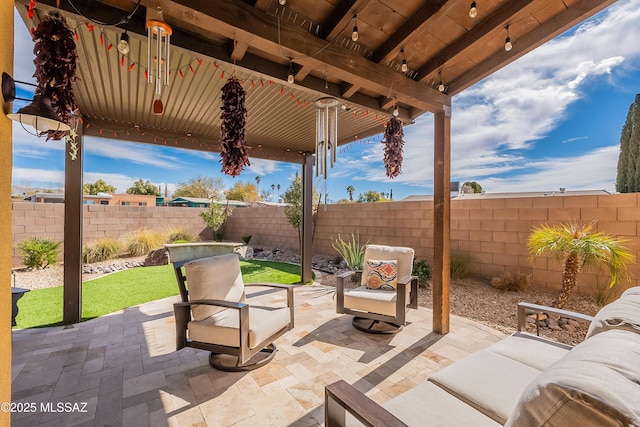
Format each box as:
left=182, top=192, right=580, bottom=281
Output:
left=315, top=97, right=339, bottom=179
left=146, top=15, right=172, bottom=114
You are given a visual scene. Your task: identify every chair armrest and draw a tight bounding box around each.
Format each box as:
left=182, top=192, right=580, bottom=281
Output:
left=245, top=282, right=292, bottom=289
left=174, top=299, right=247, bottom=310
left=336, top=270, right=356, bottom=288
left=397, top=275, right=418, bottom=285
left=245, top=283, right=295, bottom=330
left=517, top=302, right=594, bottom=333
left=325, top=380, right=407, bottom=427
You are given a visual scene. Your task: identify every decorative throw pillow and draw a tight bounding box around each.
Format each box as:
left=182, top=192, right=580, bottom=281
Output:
left=365, top=259, right=398, bottom=290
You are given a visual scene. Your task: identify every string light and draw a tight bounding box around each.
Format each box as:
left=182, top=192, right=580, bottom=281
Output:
left=287, top=59, right=294, bottom=84
left=393, top=105, right=399, bottom=117
left=438, top=70, right=446, bottom=93
left=351, top=14, right=359, bottom=42
left=117, top=31, right=129, bottom=54
left=504, top=25, right=513, bottom=52
left=400, top=48, right=408, bottom=73
left=469, top=1, right=477, bottom=18
left=278, top=0, right=286, bottom=5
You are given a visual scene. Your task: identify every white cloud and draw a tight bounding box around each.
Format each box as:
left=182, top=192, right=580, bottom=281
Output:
left=84, top=138, right=186, bottom=170
left=247, top=158, right=280, bottom=175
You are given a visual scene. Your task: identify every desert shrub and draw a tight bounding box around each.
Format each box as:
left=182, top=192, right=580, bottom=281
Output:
left=594, top=283, right=617, bottom=306
left=332, top=233, right=368, bottom=272
left=126, top=229, right=164, bottom=256
left=450, top=251, right=472, bottom=279
left=413, top=259, right=432, bottom=288
left=165, top=227, right=195, bottom=243
left=17, top=237, right=62, bottom=269
left=491, top=270, right=530, bottom=291
left=82, top=238, right=123, bottom=263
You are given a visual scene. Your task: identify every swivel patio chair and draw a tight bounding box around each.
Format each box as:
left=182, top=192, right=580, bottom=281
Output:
left=172, top=253, right=294, bottom=371
left=336, top=244, right=418, bottom=334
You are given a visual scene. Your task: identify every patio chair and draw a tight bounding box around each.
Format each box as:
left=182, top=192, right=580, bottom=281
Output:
left=172, top=253, right=294, bottom=371
left=336, top=245, right=418, bottom=334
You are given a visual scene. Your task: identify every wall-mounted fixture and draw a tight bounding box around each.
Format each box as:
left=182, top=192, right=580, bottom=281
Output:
left=2, top=72, right=70, bottom=133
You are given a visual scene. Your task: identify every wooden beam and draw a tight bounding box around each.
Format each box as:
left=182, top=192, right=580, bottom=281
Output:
left=446, top=0, right=617, bottom=95
left=63, top=124, right=84, bottom=325
left=320, top=0, right=370, bottom=42
left=146, top=0, right=448, bottom=112
left=371, top=0, right=447, bottom=64
left=229, top=40, right=249, bottom=61
left=340, top=83, right=359, bottom=99
left=294, top=65, right=313, bottom=81
left=433, top=106, right=451, bottom=334
left=415, top=0, right=535, bottom=82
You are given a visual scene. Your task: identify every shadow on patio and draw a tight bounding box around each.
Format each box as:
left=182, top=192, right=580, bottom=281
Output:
left=11, top=284, right=505, bottom=426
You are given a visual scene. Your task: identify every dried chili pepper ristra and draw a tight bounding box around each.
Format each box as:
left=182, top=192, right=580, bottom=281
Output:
left=32, top=11, right=78, bottom=140
left=219, top=77, right=250, bottom=177
left=382, top=117, right=404, bottom=178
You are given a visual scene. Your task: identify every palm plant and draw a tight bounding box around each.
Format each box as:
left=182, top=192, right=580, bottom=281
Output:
left=346, top=185, right=354, bottom=202
left=528, top=221, right=633, bottom=308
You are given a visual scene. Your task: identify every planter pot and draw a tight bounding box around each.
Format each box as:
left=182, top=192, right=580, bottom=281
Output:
left=165, top=242, right=245, bottom=263
left=12, top=287, right=30, bottom=327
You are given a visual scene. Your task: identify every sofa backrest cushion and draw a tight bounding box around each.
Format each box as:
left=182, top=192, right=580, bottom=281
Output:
left=586, top=286, right=640, bottom=338
left=184, top=254, right=246, bottom=321
left=506, top=329, right=640, bottom=427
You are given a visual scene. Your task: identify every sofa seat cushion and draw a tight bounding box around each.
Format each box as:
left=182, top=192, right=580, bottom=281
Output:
left=488, top=333, right=571, bottom=371
left=506, top=329, right=640, bottom=427
left=343, top=285, right=410, bottom=317
left=587, top=286, right=640, bottom=338
left=382, top=381, right=502, bottom=427
left=187, top=305, right=290, bottom=349
left=429, top=349, right=541, bottom=424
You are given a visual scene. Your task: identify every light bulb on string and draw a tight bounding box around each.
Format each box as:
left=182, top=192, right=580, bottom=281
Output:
left=351, top=15, right=359, bottom=42
left=393, top=105, right=399, bottom=117
left=469, top=1, right=477, bottom=18
left=504, top=25, right=513, bottom=51
left=287, top=59, right=295, bottom=84
left=400, top=48, right=408, bottom=73
left=437, top=70, right=445, bottom=93
left=278, top=0, right=286, bottom=5
left=117, top=31, right=130, bottom=55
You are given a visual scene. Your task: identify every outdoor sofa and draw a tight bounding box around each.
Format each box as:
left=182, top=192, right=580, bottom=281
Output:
left=325, top=287, right=640, bottom=426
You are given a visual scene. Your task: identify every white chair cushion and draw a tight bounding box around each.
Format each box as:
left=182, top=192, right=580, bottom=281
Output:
left=187, top=305, right=291, bottom=349
left=487, top=333, right=571, bottom=371
left=361, top=245, right=414, bottom=288
left=184, top=253, right=246, bottom=321
left=344, top=285, right=410, bottom=317
left=586, top=286, right=640, bottom=338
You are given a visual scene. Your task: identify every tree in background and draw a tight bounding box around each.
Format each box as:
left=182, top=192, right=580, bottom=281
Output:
left=346, top=185, right=354, bottom=202
left=173, top=176, right=224, bottom=199
left=358, top=190, right=381, bottom=202
left=254, top=176, right=261, bottom=197
left=200, top=202, right=233, bottom=241
left=226, top=181, right=258, bottom=202
left=83, top=179, right=116, bottom=195
left=282, top=175, right=319, bottom=247
left=462, top=181, right=483, bottom=194
left=126, top=179, right=161, bottom=196
left=616, top=94, right=640, bottom=193
left=271, top=183, right=275, bottom=201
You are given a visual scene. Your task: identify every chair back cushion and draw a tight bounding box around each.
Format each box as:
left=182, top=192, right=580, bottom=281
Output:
left=184, top=253, right=246, bottom=321
left=586, top=286, right=640, bottom=338
left=365, top=259, right=398, bottom=290
left=361, top=245, right=414, bottom=287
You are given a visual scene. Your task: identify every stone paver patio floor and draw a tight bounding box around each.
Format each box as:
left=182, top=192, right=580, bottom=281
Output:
left=11, top=283, right=505, bottom=426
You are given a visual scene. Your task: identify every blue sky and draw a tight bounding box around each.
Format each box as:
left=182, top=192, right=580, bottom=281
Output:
left=10, top=1, right=640, bottom=202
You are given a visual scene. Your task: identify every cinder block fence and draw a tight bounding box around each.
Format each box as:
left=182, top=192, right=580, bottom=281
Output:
left=12, top=193, right=640, bottom=296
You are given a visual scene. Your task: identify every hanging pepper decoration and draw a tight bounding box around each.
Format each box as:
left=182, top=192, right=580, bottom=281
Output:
left=219, top=77, right=250, bottom=176
left=32, top=11, right=78, bottom=141
left=382, top=117, right=404, bottom=178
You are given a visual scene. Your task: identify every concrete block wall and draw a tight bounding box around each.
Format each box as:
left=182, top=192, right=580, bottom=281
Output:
left=11, top=203, right=211, bottom=265
left=12, top=194, right=640, bottom=296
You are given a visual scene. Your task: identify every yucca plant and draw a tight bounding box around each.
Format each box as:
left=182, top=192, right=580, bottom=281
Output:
left=17, top=237, right=62, bottom=269
left=528, top=221, right=634, bottom=308
left=126, top=229, right=165, bottom=256
left=332, top=233, right=368, bottom=272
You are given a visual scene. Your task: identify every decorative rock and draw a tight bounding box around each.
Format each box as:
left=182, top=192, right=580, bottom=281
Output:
left=143, top=248, right=169, bottom=267
left=546, top=318, right=562, bottom=331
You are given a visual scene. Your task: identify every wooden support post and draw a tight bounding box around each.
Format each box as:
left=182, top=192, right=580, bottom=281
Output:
left=300, top=154, right=314, bottom=283
left=0, top=1, right=14, bottom=422
left=63, top=123, right=83, bottom=325
left=433, top=106, right=451, bottom=334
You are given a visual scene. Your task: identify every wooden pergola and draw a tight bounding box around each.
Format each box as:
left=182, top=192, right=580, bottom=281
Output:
left=13, top=0, right=616, bottom=335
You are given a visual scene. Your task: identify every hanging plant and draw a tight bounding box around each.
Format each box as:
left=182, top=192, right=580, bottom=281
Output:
left=219, top=76, right=250, bottom=177
left=32, top=10, right=78, bottom=141
left=382, top=117, right=404, bottom=178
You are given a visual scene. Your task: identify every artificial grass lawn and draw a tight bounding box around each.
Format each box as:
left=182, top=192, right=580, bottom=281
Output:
left=15, top=260, right=303, bottom=329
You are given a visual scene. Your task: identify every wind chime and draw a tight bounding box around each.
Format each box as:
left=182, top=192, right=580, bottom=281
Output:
left=315, top=97, right=339, bottom=178
left=146, top=9, right=172, bottom=115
